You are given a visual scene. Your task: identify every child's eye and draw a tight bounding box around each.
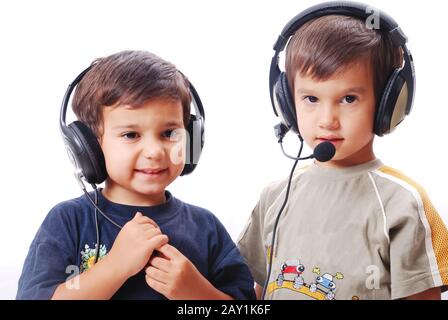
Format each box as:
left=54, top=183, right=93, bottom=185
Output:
left=162, top=129, right=181, bottom=139
left=342, top=95, right=358, bottom=104
left=303, top=96, right=319, bottom=103
left=121, top=132, right=139, bottom=140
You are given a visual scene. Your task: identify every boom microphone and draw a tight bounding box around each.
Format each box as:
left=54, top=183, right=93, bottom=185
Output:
left=313, top=141, right=336, bottom=162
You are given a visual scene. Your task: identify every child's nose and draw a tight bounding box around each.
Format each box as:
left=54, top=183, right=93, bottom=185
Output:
left=142, top=138, right=165, bottom=160
left=318, top=105, right=340, bottom=130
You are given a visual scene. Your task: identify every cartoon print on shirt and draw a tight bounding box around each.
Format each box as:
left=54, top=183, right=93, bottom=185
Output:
left=276, top=259, right=305, bottom=289
left=80, top=243, right=107, bottom=272
left=309, top=267, right=344, bottom=300
left=266, top=258, right=345, bottom=300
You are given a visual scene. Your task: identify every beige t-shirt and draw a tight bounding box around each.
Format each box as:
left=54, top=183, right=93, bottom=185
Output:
left=237, top=159, right=448, bottom=300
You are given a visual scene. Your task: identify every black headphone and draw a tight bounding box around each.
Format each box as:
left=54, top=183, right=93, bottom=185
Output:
left=60, top=64, right=205, bottom=185
left=269, top=1, right=415, bottom=137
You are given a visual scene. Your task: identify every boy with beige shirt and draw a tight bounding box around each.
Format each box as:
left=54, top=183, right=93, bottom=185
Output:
left=238, top=1, right=448, bottom=300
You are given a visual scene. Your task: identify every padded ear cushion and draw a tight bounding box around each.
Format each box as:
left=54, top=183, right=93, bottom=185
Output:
left=68, top=121, right=107, bottom=184
left=275, top=73, right=299, bottom=134
left=374, top=69, right=407, bottom=136
left=181, top=114, right=204, bottom=176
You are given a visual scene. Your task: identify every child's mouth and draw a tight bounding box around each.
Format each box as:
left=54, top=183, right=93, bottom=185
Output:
left=317, top=137, right=344, bottom=146
left=135, top=168, right=168, bottom=177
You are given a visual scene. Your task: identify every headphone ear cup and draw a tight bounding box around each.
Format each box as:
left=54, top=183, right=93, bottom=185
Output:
left=274, top=73, right=299, bottom=134
left=181, top=114, right=204, bottom=176
left=68, top=121, right=107, bottom=184
left=374, top=69, right=408, bottom=136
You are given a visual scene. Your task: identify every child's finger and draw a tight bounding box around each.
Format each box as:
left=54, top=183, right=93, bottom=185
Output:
left=133, top=212, right=143, bottom=219
left=148, top=256, right=171, bottom=272
left=157, top=243, right=181, bottom=259
left=145, top=266, right=169, bottom=284
left=144, top=228, right=162, bottom=240
left=134, top=212, right=158, bottom=227
left=145, top=274, right=169, bottom=297
left=147, top=234, right=169, bottom=251
left=141, top=224, right=160, bottom=234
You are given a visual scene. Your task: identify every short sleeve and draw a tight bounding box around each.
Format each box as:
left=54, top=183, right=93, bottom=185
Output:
left=388, top=187, right=448, bottom=299
left=237, top=201, right=268, bottom=287
left=16, top=206, right=77, bottom=300
left=208, top=218, right=256, bottom=300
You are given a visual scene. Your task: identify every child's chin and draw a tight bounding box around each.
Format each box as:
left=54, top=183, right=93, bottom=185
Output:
left=134, top=185, right=167, bottom=196
left=317, top=152, right=343, bottom=163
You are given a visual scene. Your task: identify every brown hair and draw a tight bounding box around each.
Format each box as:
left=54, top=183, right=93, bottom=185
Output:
left=285, top=15, right=403, bottom=104
left=72, top=50, right=191, bottom=138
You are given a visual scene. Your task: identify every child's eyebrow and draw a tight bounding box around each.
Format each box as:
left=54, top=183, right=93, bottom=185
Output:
left=344, top=87, right=366, bottom=94
left=112, top=121, right=183, bottom=130
left=296, top=88, right=314, bottom=95
left=296, top=87, right=366, bottom=95
left=164, top=121, right=184, bottom=127
left=112, top=124, right=140, bottom=130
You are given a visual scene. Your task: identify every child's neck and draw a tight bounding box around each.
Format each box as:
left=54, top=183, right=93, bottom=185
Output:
left=102, top=183, right=166, bottom=207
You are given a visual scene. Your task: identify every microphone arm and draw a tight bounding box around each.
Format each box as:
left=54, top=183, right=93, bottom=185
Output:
left=274, top=122, right=314, bottom=161
left=280, top=143, right=314, bottom=161
left=274, top=122, right=336, bottom=162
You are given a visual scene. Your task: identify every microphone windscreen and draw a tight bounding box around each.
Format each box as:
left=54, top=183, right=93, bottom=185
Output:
left=313, top=141, right=336, bottom=162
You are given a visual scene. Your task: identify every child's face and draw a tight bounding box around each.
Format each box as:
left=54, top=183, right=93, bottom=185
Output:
left=100, top=98, right=186, bottom=205
left=294, top=59, right=376, bottom=168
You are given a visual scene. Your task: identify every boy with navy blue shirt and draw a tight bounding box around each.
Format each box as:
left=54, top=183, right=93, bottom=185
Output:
left=17, top=50, right=255, bottom=300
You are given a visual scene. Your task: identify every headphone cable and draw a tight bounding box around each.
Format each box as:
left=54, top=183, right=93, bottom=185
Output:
left=80, top=184, right=123, bottom=230
left=261, top=136, right=304, bottom=300
left=92, top=185, right=100, bottom=264
left=75, top=176, right=123, bottom=264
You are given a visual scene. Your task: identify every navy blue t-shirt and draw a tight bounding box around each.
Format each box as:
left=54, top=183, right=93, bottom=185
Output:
left=17, top=190, right=255, bottom=300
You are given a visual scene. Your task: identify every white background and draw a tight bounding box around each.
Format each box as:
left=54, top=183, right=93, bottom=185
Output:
left=0, top=0, right=447, bottom=299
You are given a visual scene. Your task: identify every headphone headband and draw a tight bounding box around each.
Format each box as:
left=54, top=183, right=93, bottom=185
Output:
left=59, top=65, right=93, bottom=135
left=274, top=1, right=404, bottom=52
